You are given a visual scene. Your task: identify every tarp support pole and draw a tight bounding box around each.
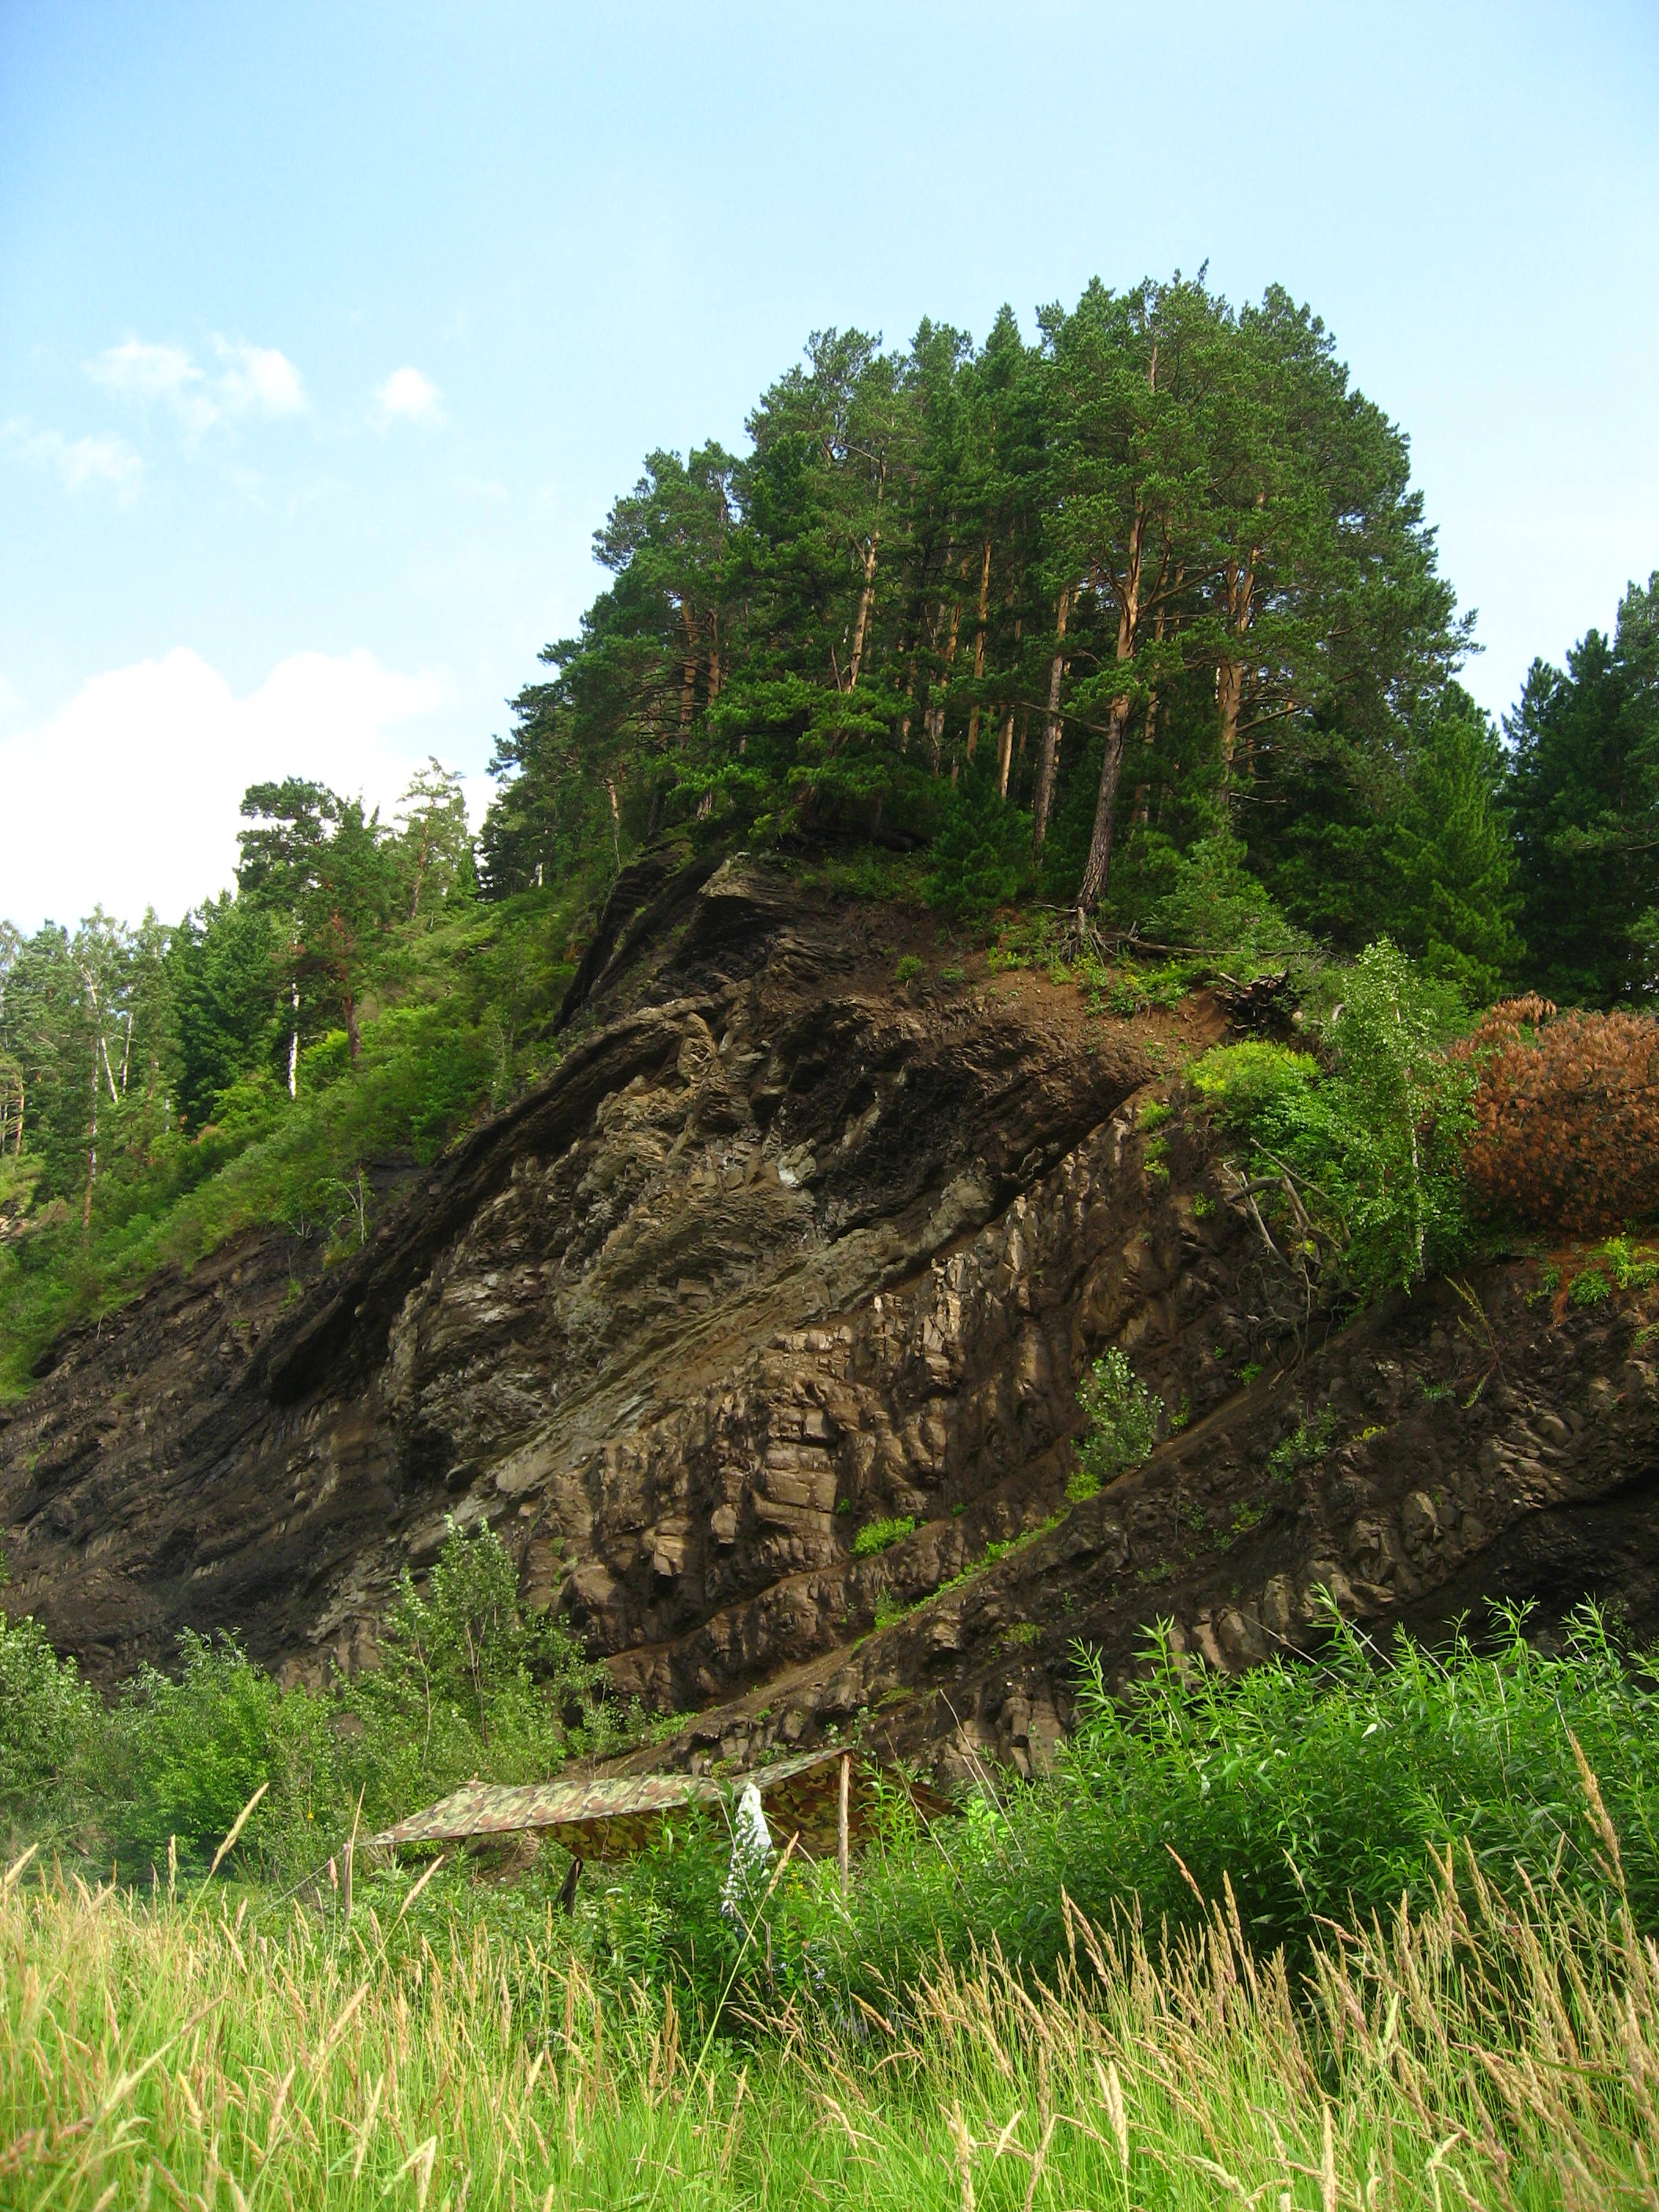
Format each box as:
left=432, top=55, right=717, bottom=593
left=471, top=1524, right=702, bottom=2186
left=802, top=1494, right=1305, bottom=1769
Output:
left=837, top=1754, right=850, bottom=1895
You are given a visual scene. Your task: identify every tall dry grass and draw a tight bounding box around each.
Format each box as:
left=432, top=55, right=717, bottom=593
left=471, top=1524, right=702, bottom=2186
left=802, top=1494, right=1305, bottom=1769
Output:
left=5, top=1796, right=1659, bottom=2212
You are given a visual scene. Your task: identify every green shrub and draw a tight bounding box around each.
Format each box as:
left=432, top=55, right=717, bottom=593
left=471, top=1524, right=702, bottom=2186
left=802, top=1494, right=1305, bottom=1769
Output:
left=1602, top=1236, right=1659, bottom=1291
left=1569, top=1267, right=1611, bottom=1308
left=813, top=1603, right=1659, bottom=1995
left=892, top=954, right=924, bottom=984
left=1189, top=1038, right=1319, bottom=1126
left=852, top=1514, right=915, bottom=1558
left=1068, top=1349, right=1162, bottom=1500
left=0, top=1520, right=623, bottom=1883
left=0, top=1611, right=100, bottom=1837
left=1192, top=940, right=1476, bottom=1299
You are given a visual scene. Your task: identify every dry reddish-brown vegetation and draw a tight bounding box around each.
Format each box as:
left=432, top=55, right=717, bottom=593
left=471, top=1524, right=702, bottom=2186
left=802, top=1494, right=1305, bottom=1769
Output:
left=1460, top=996, right=1659, bottom=1232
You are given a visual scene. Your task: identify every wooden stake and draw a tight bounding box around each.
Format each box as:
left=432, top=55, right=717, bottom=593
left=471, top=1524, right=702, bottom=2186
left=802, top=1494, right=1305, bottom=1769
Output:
left=837, top=1753, right=851, bottom=1896
left=343, top=1787, right=362, bottom=1925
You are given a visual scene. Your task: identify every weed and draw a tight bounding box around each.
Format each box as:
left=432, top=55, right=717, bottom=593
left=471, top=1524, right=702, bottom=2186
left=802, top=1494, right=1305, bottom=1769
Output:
left=893, top=954, right=925, bottom=984
left=1267, top=1405, right=1337, bottom=1481
left=1190, top=1192, right=1214, bottom=1220
left=871, top=1590, right=914, bottom=1632
left=1570, top=1267, right=1612, bottom=1308
left=853, top=1514, right=915, bottom=1558
left=1602, top=1235, right=1659, bottom=1290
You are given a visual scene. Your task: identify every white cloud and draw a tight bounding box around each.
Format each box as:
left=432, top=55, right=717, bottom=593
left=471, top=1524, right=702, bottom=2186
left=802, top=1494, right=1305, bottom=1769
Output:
left=5, top=421, right=143, bottom=498
left=0, top=647, right=461, bottom=931
left=86, top=335, right=307, bottom=434
left=374, top=366, right=445, bottom=427
left=89, top=338, right=202, bottom=405
left=214, top=339, right=307, bottom=417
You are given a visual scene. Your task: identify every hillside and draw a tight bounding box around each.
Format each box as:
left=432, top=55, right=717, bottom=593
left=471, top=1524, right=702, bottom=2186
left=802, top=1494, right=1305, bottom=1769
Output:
left=5, top=847, right=1657, bottom=1794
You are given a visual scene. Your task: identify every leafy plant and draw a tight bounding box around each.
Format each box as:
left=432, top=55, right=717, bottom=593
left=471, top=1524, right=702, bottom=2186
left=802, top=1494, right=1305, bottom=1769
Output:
left=852, top=1514, right=915, bottom=1558
left=1192, top=939, right=1477, bottom=1299
left=1265, top=1404, right=1336, bottom=1481
left=1068, top=1349, right=1163, bottom=1500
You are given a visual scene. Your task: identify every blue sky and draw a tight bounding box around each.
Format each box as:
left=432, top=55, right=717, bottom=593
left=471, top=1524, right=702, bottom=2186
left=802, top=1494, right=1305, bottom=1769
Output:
left=2, top=0, right=1656, bottom=929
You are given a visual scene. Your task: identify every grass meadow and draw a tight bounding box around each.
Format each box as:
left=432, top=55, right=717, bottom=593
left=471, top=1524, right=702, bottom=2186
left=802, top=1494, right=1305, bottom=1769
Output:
left=4, top=1781, right=1659, bottom=2212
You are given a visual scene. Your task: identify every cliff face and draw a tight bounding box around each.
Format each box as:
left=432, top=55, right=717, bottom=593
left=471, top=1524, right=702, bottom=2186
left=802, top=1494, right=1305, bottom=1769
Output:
left=3, top=855, right=1657, bottom=1783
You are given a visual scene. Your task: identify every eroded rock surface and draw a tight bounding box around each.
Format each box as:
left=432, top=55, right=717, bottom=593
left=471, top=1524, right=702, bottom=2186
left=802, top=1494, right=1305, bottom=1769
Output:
left=4, top=853, right=1657, bottom=1782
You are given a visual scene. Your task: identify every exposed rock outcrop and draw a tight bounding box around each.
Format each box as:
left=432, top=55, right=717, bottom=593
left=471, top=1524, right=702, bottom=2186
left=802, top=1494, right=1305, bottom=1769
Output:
left=3, top=852, right=1657, bottom=1783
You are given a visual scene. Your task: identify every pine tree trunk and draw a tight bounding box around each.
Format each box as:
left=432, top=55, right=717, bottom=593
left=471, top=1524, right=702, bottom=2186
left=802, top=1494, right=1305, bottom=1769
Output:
left=1078, top=694, right=1133, bottom=910
left=1217, top=529, right=1259, bottom=809
left=846, top=471, right=886, bottom=691
left=679, top=605, right=700, bottom=728
left=1031, top=589, right=1071, bottom=854
left=965, top=536, right=991, bottom=760
left=83, top=1034, right=97, bottom=1234
left=1078, top=508, right=1148, bottom=910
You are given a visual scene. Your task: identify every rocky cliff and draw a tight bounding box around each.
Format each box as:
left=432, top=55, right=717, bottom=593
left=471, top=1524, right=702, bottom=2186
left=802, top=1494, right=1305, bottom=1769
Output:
left=3, top=854, right=1657, bottom=1783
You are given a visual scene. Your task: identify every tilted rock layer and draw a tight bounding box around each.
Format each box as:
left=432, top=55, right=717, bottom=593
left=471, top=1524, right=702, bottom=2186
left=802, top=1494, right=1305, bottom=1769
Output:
left=4, top=855, right=1657, bottom=1784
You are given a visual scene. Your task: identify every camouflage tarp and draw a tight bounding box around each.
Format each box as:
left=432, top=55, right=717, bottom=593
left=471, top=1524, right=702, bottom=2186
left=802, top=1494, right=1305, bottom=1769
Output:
left=368, top=1746, right=953, bottom=1861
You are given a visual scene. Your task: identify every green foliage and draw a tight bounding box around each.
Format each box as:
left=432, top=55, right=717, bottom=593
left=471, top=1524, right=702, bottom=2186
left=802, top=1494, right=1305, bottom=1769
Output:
left=1249, top=687, right=1521, bottom=1002
left=480, top=273, right=1467, bottom=928
left=0, top=1522, right=622, bottom=1881
left=1189, top=1038, right=1320, bottom=1123
left=0, top=884, right=582, bottom=1395
left=1141, top=835, right=1309, bottom=969
left=1507, top=573, right=1659, bottom=1006
left=892, top=954, right=924, bottom=984
left=1569, top=1265, right=1612, bottom=1308
left=852, top=1514, right=915, bottom=1558
left=100, top=1632, right=333, bottom=1876
left=1602, top=1235, right=1659, bottom=1290
left=1068, top=1348, right=1162, bottom=1500
left=818, top=1604, right=1659, bottom=1992
left=1387, top=700, right=1522, bottom=1001
left=345, top=1518, right=615, bottom=1820
left=0, top=1611, right=100, bottom=1837
left=924, top=749, right=1031, bottom=918
left=1192, top=939, right=1477, bottom=1298
left=1265, top=1404, right=1336, bottom=1481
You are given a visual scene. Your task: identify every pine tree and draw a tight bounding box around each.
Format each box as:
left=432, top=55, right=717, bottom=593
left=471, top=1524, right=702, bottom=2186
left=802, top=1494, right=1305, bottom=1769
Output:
left=1506, top=574, right=1659, bottom=1005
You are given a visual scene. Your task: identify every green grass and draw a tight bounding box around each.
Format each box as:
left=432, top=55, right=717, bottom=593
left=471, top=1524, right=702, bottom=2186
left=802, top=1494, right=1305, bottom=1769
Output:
left=5, top=1777, right=1659, bottom=2210
left=6, top=1585, right=1659, bottom=2203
